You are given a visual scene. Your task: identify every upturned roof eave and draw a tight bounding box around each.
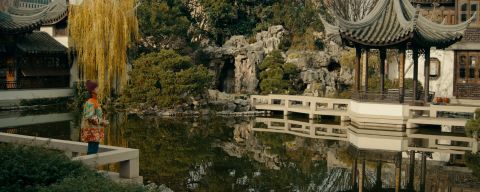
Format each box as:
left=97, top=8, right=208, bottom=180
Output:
left=322, top=0, right=474, bottom=49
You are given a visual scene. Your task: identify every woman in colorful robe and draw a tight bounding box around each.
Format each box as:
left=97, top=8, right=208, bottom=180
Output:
left=81, top=80, right=108, bottom=154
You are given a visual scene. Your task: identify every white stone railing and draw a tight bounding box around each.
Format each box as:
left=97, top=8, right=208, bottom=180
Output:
left=0, top=132, right=140, bottom=180
left=406, top=105, right=478, bottom=128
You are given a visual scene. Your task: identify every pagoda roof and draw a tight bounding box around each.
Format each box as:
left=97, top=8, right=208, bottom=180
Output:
left=323, top=0, right=476, bottom=49
left=0, top=0, right=67, bottom=35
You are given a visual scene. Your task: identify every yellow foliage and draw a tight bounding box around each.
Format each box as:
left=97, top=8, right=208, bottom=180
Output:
left=69, top=0, right=139, bottom=100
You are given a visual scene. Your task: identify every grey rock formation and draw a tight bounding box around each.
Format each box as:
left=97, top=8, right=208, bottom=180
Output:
left=206, top=26, right=287, bottom=94
left=286, top=43, right=354, bottom=97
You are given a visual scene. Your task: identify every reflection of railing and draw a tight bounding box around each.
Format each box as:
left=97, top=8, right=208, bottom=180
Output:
left=0, top=132, right=141, bottom=180
left=407, top=133, right=479, bottom=154
left=252, top=117, right=348, bottom=141
left=252, top=117, right=480, bottom=154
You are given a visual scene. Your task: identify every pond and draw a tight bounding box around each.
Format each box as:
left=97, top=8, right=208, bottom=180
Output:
left=1, top=109, right=480, bottom=192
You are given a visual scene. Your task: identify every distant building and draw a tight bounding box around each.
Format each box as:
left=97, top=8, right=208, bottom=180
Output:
left=0, top=0, right=70, bottom=90
left=0, top=0, right=73, bottom=106
left=399, top=0, right=480, bottom=99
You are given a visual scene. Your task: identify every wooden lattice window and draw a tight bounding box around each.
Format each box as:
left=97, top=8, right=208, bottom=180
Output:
left=458, top=0, right=480, bottom=26
left=456, top=51, right=480, bottom=84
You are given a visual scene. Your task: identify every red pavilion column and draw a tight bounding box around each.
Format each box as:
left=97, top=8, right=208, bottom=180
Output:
left=413, top=48, right=419, bottom=101
left=399, top=49, right=406, bottom=103
left=355, top=47, right=362, bottom=92
left=380, top=49, right=387, bottom=94
left=424, top=49, right=431, bottom=104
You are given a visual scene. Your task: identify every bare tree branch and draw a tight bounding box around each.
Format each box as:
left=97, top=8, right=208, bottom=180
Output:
left=323, top=0, right=378, bottom=22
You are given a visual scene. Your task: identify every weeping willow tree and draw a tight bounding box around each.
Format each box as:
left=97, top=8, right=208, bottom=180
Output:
left=69, top=0, right=139, bottom=100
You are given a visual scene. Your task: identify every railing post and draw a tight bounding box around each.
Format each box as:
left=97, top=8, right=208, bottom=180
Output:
left=119, top=157, right=140, bottom=179
left=284, top=100, right=291, bottom=116
left=472, top=140, right=479, bottom=154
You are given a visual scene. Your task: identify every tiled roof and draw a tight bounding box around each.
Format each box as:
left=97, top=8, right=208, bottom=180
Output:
left=463, top=28, right=480, bottom=43
left=323, top=0, right=475, bottom=49
left=16, top=31, right=67, bottom=54
left=0, top=0, right=67, bottom=34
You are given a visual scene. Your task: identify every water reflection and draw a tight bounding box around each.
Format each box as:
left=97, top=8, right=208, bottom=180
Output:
left=1, top=111, right=480, bottom=191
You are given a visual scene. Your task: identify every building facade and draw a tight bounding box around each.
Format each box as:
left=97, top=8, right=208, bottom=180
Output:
left=0, top=0, right=70, bottom=90
left=403, top=0, right=480, bottom=100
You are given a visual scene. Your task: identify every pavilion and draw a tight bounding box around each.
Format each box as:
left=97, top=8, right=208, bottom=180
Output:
left=323, top=0, right=476, bottom=104
left=0, top=0, right=69, bottom=89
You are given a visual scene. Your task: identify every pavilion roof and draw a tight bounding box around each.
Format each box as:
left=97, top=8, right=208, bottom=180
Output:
left=323, top=0, right=476, bottom=49
left=0, top=0, right=67, bottom=35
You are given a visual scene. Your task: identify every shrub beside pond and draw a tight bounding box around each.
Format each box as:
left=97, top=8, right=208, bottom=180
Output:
left=0, top=143, right=166, bottom=192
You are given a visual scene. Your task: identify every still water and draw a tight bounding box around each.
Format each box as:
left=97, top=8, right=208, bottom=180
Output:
left=1, top=109, right=480, bottom=192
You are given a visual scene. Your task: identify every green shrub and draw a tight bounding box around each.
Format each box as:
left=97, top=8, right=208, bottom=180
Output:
left=466, top=109, right=480, bottom=138
left=0, top=143, right=168, bottom=192
left=120, top=49, right=214, bottom=108
left=40, top=171, right=144, bottom=192
left=0, top=143, right=88, bottom=192
left=258, top=51, right=305, bottom=95
left=465, top=152, right=480, bottom=180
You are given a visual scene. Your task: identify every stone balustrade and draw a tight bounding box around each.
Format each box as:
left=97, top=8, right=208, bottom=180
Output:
left=0, top=132, right=141, bottom=181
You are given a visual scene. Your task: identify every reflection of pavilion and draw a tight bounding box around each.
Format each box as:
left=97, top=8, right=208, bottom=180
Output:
left=251, top=116, right=480, bottom=191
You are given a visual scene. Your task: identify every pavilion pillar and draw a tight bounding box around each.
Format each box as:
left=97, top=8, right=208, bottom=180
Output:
left=355, top=47, right=362, bottom=92
left=351, top=156, right=358, bottom=191
left=407, top=150, right=415, bottom=191
left=399, top=49, right=406, bottom=103
left=420, top=152, right=427, bottom=192
left=362, top=50, right=369, bottom=93
left=395, top=152, right=402, bottom=192
left=380, top=49, right=387, bottom=93
left=424, top=49, right=431, bottom=104
left=359, top=157, right=366, bottom=192
left=375, top=160, right=382, bottom=190
left=413, top=48, right=419, bottom=101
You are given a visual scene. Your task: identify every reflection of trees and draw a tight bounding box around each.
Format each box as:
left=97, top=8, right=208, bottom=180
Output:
left=122, top=116, right=235, bottom=191
left=466, top=152, right=480, bottom=180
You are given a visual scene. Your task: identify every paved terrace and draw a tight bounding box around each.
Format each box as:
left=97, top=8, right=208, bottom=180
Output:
left=251, top=94, right=479, bottom=130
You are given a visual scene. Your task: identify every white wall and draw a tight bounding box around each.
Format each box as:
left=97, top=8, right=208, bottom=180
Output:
left=70, top=57, right=79, bottom=87
left=348, top=132, right=404, bottom=151
left=0, top=89, right=73, bottom=104
left=403, top=49, right=455, bottom=97
left=349, top=100, right=405, bottom=117
left=40, top=26, right=69, bottom=47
